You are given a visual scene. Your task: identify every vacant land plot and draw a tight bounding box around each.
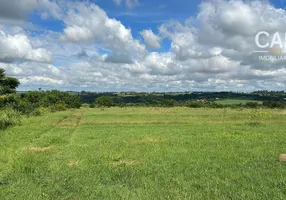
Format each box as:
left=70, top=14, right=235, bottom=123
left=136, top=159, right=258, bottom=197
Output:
left=1, top=108, right=286, bottom=199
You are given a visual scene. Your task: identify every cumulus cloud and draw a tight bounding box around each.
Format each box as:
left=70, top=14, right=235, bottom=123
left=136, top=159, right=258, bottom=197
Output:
left=104, top=54, right=134, bottom=64
left=156, top=0, right=286, bottom=87
left=3, top=0, right=286, bottom=92
left=144, top=52, right=182, bottom=76
left=0, top=31, right=52, bottom=63
left=20, top=76, right=64, bottom=86
left=140, top=29, right=161, bottom=49
left=0, top=0, right=37, bottom=20
left=0, top=0, right=63, bottom=21
left=76, top=50, right=89, bottom=59
left=0, top=62, right=61, bottom=77
left=61, top=2, right=146, bottom=58
left=37, top=0, right=63, bottom=20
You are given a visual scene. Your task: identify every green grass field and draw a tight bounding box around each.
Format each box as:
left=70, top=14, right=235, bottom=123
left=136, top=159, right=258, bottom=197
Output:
left=215, top=99, right=262, bottom=105
left=1, top=107, right=286, bottom=199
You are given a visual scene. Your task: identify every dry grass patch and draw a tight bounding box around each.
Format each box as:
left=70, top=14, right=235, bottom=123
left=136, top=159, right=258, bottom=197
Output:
left=67, top=160, right=80, bottom=166
left=111, top=160, right=139, bottom=167
left=25, top=146, right=55, bottom=152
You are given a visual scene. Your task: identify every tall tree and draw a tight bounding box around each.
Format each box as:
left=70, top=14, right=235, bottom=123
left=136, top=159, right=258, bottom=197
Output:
left=0, top=69, right=20, bottom=94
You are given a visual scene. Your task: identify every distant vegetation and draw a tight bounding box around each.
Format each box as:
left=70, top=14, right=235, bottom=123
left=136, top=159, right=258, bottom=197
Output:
left=215, top=99, right=262, bottom=105
left=0, top=69, right=81, bottom=129
left=80, top=91, right=286, bottom=109
left=1, top=66, right=286, bottom=198
left=1, top=66, right=286, bottom=129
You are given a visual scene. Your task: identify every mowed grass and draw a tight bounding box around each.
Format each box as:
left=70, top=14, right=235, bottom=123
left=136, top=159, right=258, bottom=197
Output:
left=1, top=107, right=286, bottom=199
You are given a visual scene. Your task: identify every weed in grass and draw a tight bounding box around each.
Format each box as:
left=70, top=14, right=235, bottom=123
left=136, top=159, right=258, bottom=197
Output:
left=109, top=153, right=123, bottom=161
left=247, top=110, right=272, bottom=126
left=67, top=160, right=80, bottom=166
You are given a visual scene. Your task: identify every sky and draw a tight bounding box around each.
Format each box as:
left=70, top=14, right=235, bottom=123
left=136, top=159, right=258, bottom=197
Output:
left=1, top=0, right=286, bottom=92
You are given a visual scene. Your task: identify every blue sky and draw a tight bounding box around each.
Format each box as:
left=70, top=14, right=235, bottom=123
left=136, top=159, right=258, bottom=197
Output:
left=27, top=0, right=286, bottom=56
left=28, top=0, right=203, bottom=53
left=27, top=0, right=286, bottom=32
left=1, top=0, right=286, bottom=92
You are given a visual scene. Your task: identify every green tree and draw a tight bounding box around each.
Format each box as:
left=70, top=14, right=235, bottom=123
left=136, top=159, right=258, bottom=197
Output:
left=0, top=69, right=20, bottom=94
left=95, top=96, right=114, bottom=107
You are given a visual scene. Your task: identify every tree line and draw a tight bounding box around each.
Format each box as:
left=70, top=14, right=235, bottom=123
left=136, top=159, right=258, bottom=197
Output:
left=89, top=96, right=286, bottom=109
left=0, top=69, right=81, bottom=129
left=1, top=67, right=286, bottom=129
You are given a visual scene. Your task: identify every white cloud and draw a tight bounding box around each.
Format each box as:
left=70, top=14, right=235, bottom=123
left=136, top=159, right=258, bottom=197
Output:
left=0, top=30, right=52, bottom=63
left=2, top=0, right=286, bottom=92
left=154, top=0, right=286, bottom=88
left=0, top=62, right=61, bottom=77
left=63, top=26, right=94, bottom=42
left=37, top=0, right=63, bottom=20
left=144, top=52, right=182, bottom=75
left=20, top=76, right=64, bottom=86
left=140, top=29, right=161, bottom=49
left=61, top=2, right=146, bottom=58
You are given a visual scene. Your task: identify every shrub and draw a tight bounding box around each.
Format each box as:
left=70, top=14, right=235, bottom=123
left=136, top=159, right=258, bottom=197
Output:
left=263, top=101, right=286, bottom=109
left=89, top=103, right=96, bottom=108
left=245, top=102, right=260, bottom=108
left=51, top=103, right=68, bottom=112
left=249, top=110, right=271, bottom=121
left=81, top=103, right=90, bottom=108
left=248, top=110, right=271, bottom=126
left=95, top=96, right=114, bottom=107
left=161, top=99, right=177, bottom=107
left=185, top=101, right=202, bottom=108
left=31, top=107, right=51, bottom=116
left=0, top=108, right=21, bottom=130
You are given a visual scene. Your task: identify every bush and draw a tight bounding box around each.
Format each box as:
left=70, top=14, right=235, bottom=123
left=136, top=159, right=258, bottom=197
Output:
left=14, top=101, right=37, bottom=115
left=51, top=103, right=68, bottom=112
left=248, top=110, right=271, bottom=126
left=31, top=107, right=51, bottom=116
left=0, top=108, right=21, bottom=130
left=89, top=103, right=95, bottom=108
left=263, top=101, right=286, bottom=109
left=95, top=96, right=114, bottom=107
left=81, top=103, right=90, bottom=108
left=245, top=102, right=260, bottom=108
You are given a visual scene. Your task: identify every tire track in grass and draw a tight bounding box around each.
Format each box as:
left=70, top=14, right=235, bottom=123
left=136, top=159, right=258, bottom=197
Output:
left=0, top=111, right=75, bottom=184
left=32, top=109, right=86, bottom=147
left=2, top=111, right=72, bottom=161
left=6, top=109, right=80, bottom=164
left=44, top=109, right=85, bottom=169
left=68, top=109, right=86, bottom=144
left=31, top=111, right=72, bottom=142
left=25, top=109, right=86, bottom=150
